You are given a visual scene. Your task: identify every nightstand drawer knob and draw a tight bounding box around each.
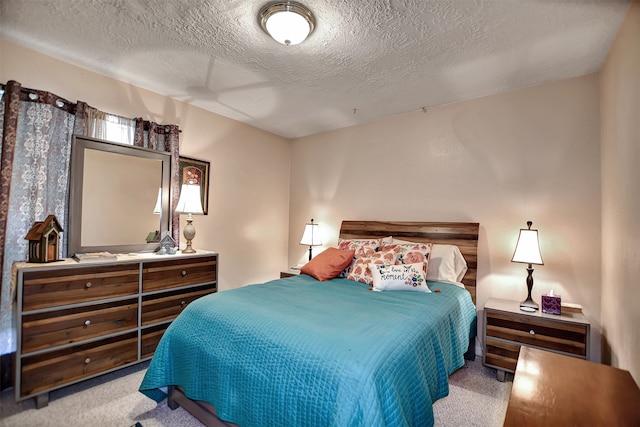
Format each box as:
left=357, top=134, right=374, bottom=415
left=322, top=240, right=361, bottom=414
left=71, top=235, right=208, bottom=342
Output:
left=530, top=329, right=536, bottom=335
left=84, top=358, right=91, bottom=364
left=181, top=270, right=187, bottom=277
left=85, top=282, right=92, bottom=289
left=84, top=320, right=91, bottom=326
left=180, top=300, right=186, bottom=307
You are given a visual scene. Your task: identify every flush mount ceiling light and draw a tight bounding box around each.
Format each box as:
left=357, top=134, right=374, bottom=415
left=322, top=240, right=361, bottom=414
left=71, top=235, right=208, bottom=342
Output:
left=259, top=1, right=316, bottom=46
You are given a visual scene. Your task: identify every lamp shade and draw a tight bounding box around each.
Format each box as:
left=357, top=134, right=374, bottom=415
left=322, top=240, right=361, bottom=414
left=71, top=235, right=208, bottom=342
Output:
left=300, top=220, right=321, bottom=246
left=175, top=184, right=204, bottom=215
left=511, top=223, right=543, bottom=265
left=259, top=2, right=316, bottom=46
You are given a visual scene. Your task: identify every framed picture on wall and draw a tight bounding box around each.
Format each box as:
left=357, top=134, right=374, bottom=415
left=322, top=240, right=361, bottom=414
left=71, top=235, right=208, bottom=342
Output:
left=178, top=156, right=210, bottom=215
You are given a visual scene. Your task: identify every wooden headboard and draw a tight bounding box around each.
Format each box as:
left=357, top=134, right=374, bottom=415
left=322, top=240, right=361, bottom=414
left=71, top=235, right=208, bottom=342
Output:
left=339, top=221, right=480, bottom=304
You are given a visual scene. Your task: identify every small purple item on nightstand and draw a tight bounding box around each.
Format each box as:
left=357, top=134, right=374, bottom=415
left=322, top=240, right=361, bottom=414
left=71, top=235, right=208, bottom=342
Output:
left=542, top=290, right=561, bottom=315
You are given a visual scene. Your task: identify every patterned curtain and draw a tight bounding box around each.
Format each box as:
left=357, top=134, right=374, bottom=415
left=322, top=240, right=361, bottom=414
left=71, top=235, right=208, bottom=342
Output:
left=0, top=81, right=78, bottom=355
left=134, top=118, right=181, bottom=244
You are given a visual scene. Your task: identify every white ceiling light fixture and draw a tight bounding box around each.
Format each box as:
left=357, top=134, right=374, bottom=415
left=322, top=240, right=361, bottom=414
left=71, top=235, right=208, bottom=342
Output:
left=259, top=1, right=316, bottom=46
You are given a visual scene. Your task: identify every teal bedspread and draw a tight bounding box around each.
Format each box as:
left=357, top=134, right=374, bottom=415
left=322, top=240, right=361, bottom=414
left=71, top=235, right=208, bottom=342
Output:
left=140, top=274, right=476, bottom=427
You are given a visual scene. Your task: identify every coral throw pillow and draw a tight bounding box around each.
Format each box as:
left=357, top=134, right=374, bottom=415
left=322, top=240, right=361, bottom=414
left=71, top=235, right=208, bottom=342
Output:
left=300, top=248, right=355, bottom=282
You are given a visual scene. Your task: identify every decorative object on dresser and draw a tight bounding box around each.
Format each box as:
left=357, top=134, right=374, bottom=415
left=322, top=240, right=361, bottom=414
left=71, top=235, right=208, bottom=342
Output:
left=511, top=221, right=544, bottom=312
left=504, top=346, right=640, bottom=426
left=25, top=215, right=64, bottom=263
left=157, top=232, right=178, bottom=255
left=72, top=251, right=117, bottom=263
left=299, top=218, right=322, bottom=261
left=14, top=251, right=218, bottom=408
left=483, top=298, right=590, bottom=382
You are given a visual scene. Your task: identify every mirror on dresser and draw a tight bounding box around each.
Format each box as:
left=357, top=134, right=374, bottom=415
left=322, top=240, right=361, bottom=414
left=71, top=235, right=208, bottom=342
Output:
left=68, top=135, right=171, bottom=256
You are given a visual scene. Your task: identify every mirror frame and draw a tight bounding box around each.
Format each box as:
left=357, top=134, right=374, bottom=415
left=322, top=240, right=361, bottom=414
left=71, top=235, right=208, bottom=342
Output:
left=68, top=135, right=171, bottom=256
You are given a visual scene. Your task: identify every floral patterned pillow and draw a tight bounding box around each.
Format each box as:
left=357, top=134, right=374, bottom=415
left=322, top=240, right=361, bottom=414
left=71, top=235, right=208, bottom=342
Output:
left=381, top=242, right=433, bottom=275
left=346, top=250, right=398, bottom=285
left=337, top=238, right=380, bottom=256
left=337, top=238, right=388, bottom=278
left=370, top=262, right=430, bottom=292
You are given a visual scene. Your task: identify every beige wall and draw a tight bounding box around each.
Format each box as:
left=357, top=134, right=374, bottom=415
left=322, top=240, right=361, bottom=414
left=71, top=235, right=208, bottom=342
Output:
left=600, top=1, right=640, bottom=383
left=0, top=40, right=292, bottom=291
left=289, top=74, right=603, bottom=361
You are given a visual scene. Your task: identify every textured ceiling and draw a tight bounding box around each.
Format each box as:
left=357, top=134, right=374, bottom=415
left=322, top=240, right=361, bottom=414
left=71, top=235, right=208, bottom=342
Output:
left=0, top=0, right=631, bottom=138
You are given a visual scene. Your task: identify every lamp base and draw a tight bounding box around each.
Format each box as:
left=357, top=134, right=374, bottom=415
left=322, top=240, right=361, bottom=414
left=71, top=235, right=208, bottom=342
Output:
left=182, top=241, right=196, bottom=254
left=182, top=215, right=197, bottom=254
left=520, top=297, right=539, bottom=312
left=520, top=265, right=539, bottom=312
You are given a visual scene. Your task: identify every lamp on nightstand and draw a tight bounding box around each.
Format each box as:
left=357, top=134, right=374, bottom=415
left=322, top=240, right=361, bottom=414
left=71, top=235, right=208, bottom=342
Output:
left=300, top=218, right=322, bottom=261
left=511, top=221, right=544, bottom=312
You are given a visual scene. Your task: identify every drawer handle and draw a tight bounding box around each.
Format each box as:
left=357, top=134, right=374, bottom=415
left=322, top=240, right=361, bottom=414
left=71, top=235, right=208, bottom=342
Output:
left=84, top=358, right=91, bottom=364
left=181, top=270, right=187, bottom=277
left=84, top=320, right=91, bottom=327
left=180, top=300, right=186, bottom=307
left=85, top=282, right=92, bottom=289
left=529, top=329, right=535, bottom=335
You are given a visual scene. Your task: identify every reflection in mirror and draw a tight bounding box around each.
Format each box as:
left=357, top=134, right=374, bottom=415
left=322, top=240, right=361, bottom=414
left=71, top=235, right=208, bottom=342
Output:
left=68, top=136, right=171, bottom=256
left=81, top=149, right=162, bottom=246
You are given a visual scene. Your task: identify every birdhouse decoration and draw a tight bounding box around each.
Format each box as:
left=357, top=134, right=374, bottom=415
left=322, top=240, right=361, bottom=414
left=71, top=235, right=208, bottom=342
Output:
left=25, top=215, right=64, bottom=263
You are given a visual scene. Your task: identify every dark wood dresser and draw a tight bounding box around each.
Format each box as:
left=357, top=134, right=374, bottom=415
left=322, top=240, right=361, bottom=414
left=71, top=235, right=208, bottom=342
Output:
left=14, top=251, right=217, bottom=407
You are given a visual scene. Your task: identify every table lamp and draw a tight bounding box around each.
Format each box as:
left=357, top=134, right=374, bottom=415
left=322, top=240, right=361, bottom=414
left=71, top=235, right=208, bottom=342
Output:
left=175, top=182, right=204, bottom=253
left=511, top=221, right=544, bottom=312
left=300, top=218, right=322, bottom=261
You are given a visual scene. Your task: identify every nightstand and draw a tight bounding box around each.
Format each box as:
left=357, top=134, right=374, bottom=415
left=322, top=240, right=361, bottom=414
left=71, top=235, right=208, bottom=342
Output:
left=280, top=270, right=301, bottom=278
left=483, top=298, right=590, bottom=381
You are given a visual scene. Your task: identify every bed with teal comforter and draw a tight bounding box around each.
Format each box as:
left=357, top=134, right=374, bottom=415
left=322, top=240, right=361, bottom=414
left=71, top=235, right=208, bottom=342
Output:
left=140, top=274, right=476, bottom=426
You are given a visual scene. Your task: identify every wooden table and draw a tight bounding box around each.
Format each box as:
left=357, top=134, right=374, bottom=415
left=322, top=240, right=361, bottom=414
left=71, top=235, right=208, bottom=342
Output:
left=504, top=346, right=640, bottom=426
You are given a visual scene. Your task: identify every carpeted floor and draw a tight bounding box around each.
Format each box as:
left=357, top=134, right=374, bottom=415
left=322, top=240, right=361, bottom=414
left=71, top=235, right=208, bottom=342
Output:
left=0, top=357, right=511, bottom=426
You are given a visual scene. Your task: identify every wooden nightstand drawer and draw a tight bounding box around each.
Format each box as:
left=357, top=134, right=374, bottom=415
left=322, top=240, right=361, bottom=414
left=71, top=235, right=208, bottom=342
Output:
left=142, top=256, right=217, bottom=292
left=21, top=299, right=138, bottom=354
left=141, top=284, right=212, bottom=325
left=486, top=310, right=588, bottom=356
left=20, top=332, right=138, bottom=397
left=22, top=264, right=139, bottom=311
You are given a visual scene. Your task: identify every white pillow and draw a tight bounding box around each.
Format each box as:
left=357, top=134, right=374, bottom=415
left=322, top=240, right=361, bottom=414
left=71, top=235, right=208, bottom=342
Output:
left=370, top=262, right=430, bottom=292
left=392, top=239, right=467, bottom=284
left=428, top=244, right=468, bottom=283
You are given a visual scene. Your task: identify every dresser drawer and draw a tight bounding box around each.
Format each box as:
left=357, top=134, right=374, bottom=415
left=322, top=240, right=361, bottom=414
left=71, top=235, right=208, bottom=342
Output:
left=486, top=310, right=588, bottom=356
left=22, top=264, right=139, bottom=311
left=20, top=332, right=137, bottom=397
left=21, top=299, right=138, bottom=354
left=142, top=256, right=217, bottom=293
left=141, top=284, right=212, bottom=325
left=141, top=324, right=169, bottom=359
